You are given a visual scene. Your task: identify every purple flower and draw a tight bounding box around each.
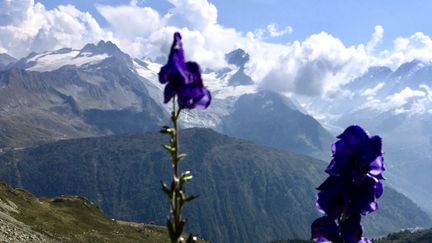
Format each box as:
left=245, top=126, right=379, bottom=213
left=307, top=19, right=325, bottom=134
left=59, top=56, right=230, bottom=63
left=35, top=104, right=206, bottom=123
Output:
left=158, top=32, right=211, bottom=110
left=312, top=125, right=384, bottom=243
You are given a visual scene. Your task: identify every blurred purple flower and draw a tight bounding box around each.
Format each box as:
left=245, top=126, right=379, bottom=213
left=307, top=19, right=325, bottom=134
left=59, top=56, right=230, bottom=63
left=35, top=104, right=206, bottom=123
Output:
left=158, top=32, right=211, bottom=110
left=312, top=125, right=384, bottom=243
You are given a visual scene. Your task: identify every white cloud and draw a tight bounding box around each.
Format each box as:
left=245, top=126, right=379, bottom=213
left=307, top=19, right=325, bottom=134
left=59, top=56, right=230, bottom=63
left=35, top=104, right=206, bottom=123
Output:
left=166, top=0, right=218, bottom=31
left=361, top=87, right=429, bottom=115
left=373, top=32, right=432, bottom=69
left=252, top=23, right=293, bottom=40
left=96, top=0, right=241, bottom=70
left=361, top=82, right=385, bottom=96
left=267, top=23, right=293, bottom=37
left=96, top=4, right=162, bottom=38
left=0, top=0, right=113, bottom=58
left=388, top=87, right=425, bottom=107
left=258, top=32, right=369, bottom=96
left=252, top=28, right=266, bottom=40
left=419, top=84, right=432, bottom=101
left=3, top=0, right=432, bottom=98
left=366, top=25, right=384, bottom=52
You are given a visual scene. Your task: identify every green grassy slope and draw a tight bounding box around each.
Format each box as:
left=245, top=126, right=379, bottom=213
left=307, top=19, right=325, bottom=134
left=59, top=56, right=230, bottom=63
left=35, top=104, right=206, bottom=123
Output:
left=0, top=181, right=174, bottom=242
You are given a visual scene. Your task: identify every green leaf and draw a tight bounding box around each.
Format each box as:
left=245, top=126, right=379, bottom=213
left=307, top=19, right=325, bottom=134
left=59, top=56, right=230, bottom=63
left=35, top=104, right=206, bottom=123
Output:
left=163, top=144, right=175, bottom=152
left=185, top=195, right=199, bottom=203
left=161, top=181, right=171, bottom=195
left=179, top=171, right=193, bottom=188
left=178, top=153, right=187, bottom=161
left=180, top=171, right=193, bottom=181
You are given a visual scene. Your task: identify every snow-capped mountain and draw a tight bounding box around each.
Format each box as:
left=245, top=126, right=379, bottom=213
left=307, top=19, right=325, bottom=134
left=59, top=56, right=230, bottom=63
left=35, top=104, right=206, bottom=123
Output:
left=0, top=42, right=333, bottom=158
left=10, top=41, right=130, bottom=72
left=0, top=41, right=167, bottom=147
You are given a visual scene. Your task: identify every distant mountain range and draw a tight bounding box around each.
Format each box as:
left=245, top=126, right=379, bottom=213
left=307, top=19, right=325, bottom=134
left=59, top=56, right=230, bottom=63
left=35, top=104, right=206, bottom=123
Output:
left=0, top=128, right=429, bottom=243
left=0, top=42, right=332, bottom=158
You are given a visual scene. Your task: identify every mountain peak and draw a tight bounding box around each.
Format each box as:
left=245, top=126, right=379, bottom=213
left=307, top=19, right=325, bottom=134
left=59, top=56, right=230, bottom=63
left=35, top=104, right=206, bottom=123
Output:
left=97, top=40, right=118, bottom=50
left=225, top=48, right=249, bottom=67
left=0, top=53, right=17, bottom=69
left=366, top=66, right=393, bottom=75
left=80, top=40, right=122, bottom=56
left=393, top=59, right=425, bottom=77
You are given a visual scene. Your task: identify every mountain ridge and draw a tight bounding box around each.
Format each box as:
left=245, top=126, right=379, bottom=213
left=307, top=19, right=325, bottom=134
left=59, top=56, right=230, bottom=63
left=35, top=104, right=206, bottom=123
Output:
left=0, top=41, right=333, bottom=160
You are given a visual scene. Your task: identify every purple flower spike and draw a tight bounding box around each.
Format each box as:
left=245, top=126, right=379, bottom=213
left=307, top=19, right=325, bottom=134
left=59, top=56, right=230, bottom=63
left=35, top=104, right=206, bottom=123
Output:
left=158, top=32, right=211, bottom=109
left=312, top=125, right=385, bottom=242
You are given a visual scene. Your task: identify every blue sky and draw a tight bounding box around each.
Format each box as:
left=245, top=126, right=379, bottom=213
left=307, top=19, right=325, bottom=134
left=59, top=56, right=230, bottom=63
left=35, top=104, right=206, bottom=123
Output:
left=37, top=0, right=432, bottom=49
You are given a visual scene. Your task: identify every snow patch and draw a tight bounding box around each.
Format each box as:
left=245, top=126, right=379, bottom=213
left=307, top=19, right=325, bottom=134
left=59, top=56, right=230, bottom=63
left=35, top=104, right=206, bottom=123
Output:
left=27, top=51, right=110, bottom=72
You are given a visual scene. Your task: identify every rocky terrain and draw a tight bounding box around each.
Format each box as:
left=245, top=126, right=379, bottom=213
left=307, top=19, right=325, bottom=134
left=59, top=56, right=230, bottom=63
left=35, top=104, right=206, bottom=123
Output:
left=0, top=181, right=185, bottom=242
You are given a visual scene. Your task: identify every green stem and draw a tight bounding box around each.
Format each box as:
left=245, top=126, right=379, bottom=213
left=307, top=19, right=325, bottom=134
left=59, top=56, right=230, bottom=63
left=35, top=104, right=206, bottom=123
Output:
left=171, top=96, right=181, bottom=243
left=173, top=96, right=180, bottom=178
left=165, top=96, right=195, bottom=243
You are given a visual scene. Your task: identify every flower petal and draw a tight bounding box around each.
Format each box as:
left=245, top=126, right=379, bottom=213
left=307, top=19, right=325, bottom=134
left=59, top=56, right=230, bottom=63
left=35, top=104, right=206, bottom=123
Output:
left=185, top=61, right=204, bottom=86
left=350, top=176, right=378, bottom=215
left=178, top=85, right=211, bottom=110
left=337, top=125, right=369, bottom=144
left=340, top=214, right=363, bottom=243
left=163, top=83, right=175, bottom=104
left=158, top=32, right=187, bottom=87
left=311, top=216, right=339, bottom=242
left=375, top=180, right=383, bottom=199
left=316, top=177, right=344, bottom=219
left=193, top=88, right=211, bottom=110
left=369, top=155, right=385, bottom=176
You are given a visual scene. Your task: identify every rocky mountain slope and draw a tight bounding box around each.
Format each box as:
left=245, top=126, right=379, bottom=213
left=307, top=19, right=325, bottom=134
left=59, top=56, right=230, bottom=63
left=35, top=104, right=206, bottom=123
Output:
left=0, top=41, right=166, bottom=148
left=222, top=90, right=333, bottom=158
left=0, top=128, right=429, bottom=243
left=0, top=181, right=177, bottom=242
